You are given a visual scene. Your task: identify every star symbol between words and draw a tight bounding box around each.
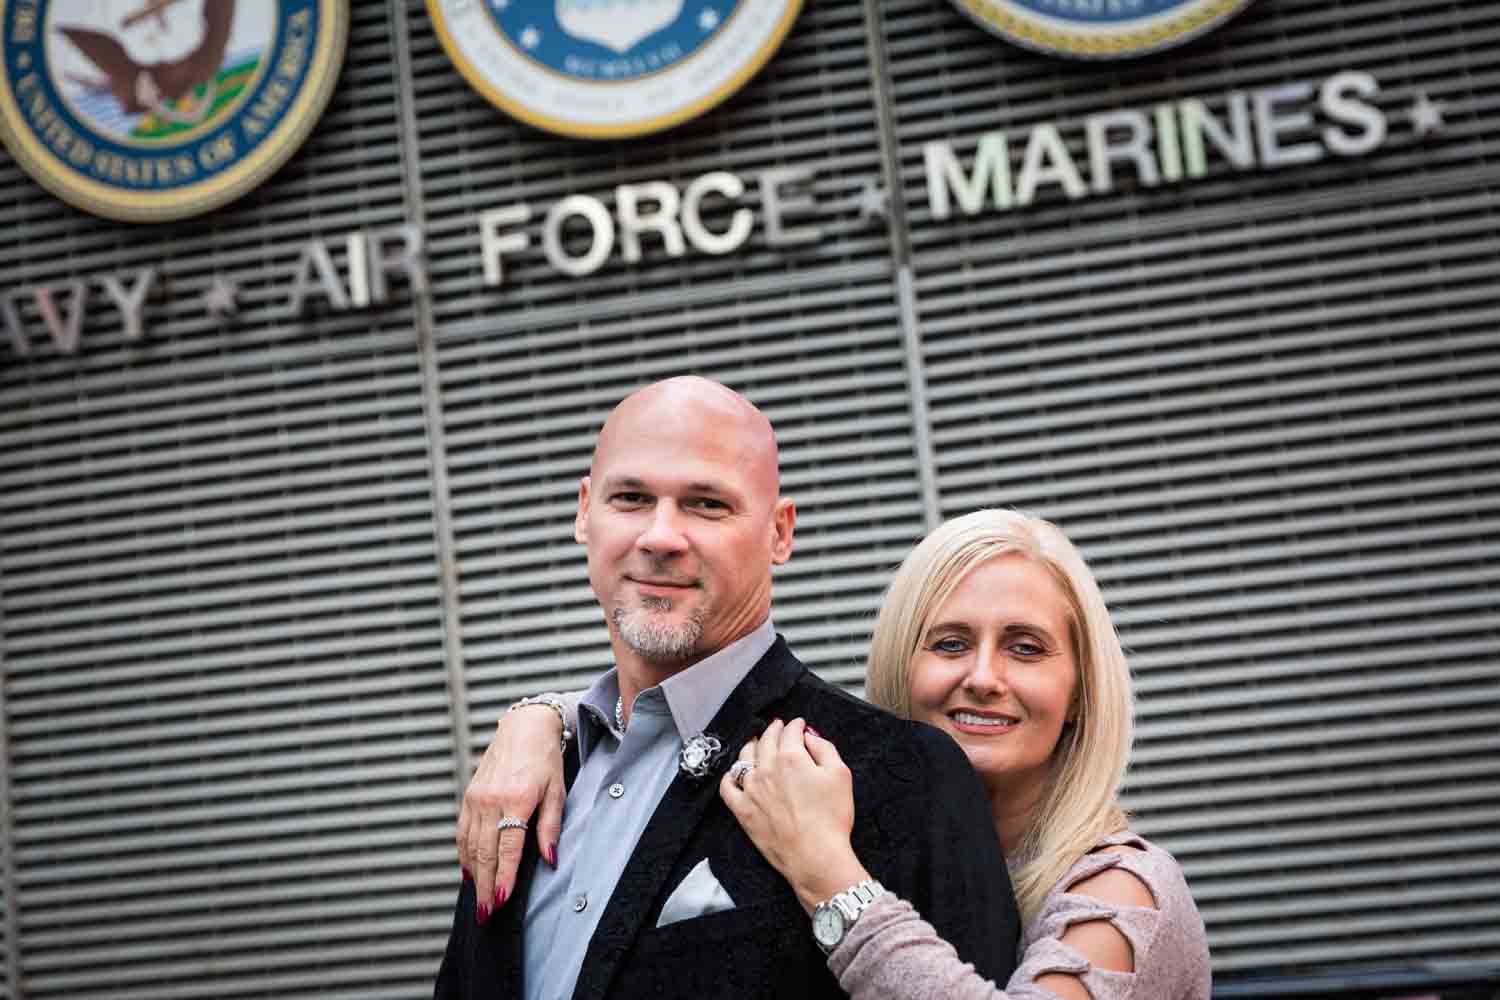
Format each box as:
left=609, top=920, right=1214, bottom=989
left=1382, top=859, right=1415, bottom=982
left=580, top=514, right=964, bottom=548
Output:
left=1410, top=92, right=1446, bottom=138
left=855, top=179, right=889, bottom=224
left=699, top=7, right=720, bottom=30
left=520, top=25, right=541, bottom=49
left=202, top=278, right=239, bottom=320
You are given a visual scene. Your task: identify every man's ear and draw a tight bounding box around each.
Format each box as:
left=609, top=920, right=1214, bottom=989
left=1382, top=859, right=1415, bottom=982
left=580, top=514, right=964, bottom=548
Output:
left=574, top=477, right=591, bottom=544
left=769, top=497, right=795, bottom=565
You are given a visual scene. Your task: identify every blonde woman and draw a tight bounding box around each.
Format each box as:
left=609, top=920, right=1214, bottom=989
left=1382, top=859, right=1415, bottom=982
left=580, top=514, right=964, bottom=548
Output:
left=460, top=510, right=1210, bottom=999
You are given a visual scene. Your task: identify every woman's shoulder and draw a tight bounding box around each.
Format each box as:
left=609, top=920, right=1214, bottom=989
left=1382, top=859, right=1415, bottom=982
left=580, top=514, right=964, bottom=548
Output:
left=1034, top=828, right=1203, bottom=933
left=1061, top=830, right=1191, bottom=893
left=1022, top=830, right=1212, bottom=1000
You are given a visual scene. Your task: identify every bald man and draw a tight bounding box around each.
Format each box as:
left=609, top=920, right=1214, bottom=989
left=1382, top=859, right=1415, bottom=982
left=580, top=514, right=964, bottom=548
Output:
left=435, top=378, right=1017, bottom=1000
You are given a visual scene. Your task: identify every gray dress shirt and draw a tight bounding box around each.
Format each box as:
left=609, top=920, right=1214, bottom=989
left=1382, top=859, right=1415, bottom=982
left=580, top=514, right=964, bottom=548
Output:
left=521, top=620, right=776, bottom=1000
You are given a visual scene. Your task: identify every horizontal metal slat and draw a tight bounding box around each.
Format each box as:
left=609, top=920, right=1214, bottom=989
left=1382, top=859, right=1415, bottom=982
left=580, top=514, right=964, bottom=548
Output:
left=20, top=929, right=450, bottom=995
left=1096, top=520, right=1500, bottom=598
left=1136, top=679, right=1497, bottom=739
left=9, top=735, right=454, bottom=801
left=937, top=407, right=1498, bottom=505
left=1, top=414, right=429, bottom=490
left=1132, top=640, right=1500, bottom=708
left=4, top=639, right=443, bottom=698
left=1, top=491, right=438, bottom=551
left=1131, top=706, right=1498, bottom=769
left=1167, top=827, right=1498, bottom=879
left=1207, top=911, right=1500, bottom=965
left=928, top=339, right=1499, bottom=431
left=8, top=674, right=450, bottom=739
left=913, top=186, right=1499, bottom=300
left=1126, top=729, right=1500, bottom=792
left=951, top=468, right=1500, bottom=553
left=14, top=800, right=455, bottom=865
left=1131, top=776, right=1499, bottom=838
left=1134, top=659, right=1499, bottom=722
left=428, top=261, right=898, bottom=347
left=9, top=724, right=450, bottom=777
left=4, top=587, right=441, bottom=650
left=0, top=351, right=423, bottom=434
left=10, top=696, right=451, bottom=761
left=1120, top=597, right=1500, bottom=657
left=1194, top=874, right=1499, bottom=923
left=14, top=757, right=453, bottom=821
left=921, top=231, right=1500, bottom=337
left=21, top=895, right=455, bottom=957
left=5, top=537, right=441, bottom=604
left=2, top=441, right=431, bottom=514
left=0, top=465, right=435, bottom=532
left=4, top=315, right=424, bottom=401
left=924, top=287, right=1496, bottom=392
left=1184, top=852, right=1500, bottom=905
left=20, top=848, right=453, bottom=910
left=6, top=565, right=440, bottom=632
left=13, top=778, right=456, bottom=842
left=940, top=458, right=1500, bottom=531
left=1082, top=494, right=1500, bottom=567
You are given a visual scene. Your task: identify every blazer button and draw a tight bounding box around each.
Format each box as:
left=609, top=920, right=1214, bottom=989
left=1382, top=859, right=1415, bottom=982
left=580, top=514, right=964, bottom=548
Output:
left=608, top=782, right=625, bottom=799
left=573, top=893, right=588, bottom=913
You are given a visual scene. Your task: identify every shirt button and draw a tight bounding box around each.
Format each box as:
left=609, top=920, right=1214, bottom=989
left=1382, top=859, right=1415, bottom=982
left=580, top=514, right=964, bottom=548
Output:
left=572, top=893, right=588, bottom=913
left=608, top=782, right=625, bottom=799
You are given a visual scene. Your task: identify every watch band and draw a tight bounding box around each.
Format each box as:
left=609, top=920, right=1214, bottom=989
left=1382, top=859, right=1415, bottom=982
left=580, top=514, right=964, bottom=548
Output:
left=812, top=878, right=885, bottom=953
left=828, top=879, right=884, bottom=920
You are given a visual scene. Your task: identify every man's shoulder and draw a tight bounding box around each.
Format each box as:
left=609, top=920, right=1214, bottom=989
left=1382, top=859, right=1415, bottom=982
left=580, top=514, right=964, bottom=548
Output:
left=776, top=660, right=968, bottom=779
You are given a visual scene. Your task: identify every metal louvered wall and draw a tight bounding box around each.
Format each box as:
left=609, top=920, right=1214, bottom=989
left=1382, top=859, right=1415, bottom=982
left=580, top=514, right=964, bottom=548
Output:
left=0, top=4, right=455, bottom=997
left=401, top=0, right=929, bottom=727
left=0, top=0, right=1497, bottom=997
left=879, top=0, right=1500, bottom=978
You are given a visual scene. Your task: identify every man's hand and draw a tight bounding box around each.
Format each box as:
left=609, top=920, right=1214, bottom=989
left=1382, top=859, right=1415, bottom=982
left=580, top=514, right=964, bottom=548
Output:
left=455, top=705, right=567, bottom=922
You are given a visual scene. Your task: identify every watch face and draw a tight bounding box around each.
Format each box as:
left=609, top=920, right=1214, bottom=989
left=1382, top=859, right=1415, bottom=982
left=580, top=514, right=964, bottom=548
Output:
left=812, top=905, right=845, bottom=948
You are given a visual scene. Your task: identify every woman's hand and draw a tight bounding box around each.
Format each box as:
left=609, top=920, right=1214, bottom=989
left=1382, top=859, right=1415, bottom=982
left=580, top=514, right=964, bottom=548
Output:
left=719, top=718, right=872, bottom=914
left=456, top=705, right=567, bottom=922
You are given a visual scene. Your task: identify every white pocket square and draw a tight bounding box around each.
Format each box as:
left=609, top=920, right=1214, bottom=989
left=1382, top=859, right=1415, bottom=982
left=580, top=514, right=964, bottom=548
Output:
left=656, top=857, right=736, bottom=928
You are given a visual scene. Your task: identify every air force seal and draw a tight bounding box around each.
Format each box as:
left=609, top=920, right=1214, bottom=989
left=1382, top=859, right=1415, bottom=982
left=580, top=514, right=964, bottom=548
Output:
left=427, top=0, right=803, bottom=139
left=950, top=0, right=1254, bottom=59
left=0, top=0, right=349, bottom=223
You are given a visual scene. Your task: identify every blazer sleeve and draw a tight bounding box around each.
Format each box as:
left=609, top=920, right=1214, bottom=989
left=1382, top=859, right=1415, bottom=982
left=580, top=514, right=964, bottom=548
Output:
left=861, top=721, right=1021, bottom=987
left=433, top=877, right=473, bottom=999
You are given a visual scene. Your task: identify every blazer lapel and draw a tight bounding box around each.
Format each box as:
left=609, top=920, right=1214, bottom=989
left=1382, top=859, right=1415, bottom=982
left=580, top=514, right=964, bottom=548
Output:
left=569, top=638, right=803, bottom=1000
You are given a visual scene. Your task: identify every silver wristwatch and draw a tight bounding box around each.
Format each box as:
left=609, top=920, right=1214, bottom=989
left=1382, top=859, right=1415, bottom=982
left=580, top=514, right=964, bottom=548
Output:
left=811, top=878, right=885, bottom=954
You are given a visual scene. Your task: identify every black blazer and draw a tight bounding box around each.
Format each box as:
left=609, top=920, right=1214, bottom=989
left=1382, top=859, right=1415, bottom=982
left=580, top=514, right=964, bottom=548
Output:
left=435, top=636, right=1019, bottom=1000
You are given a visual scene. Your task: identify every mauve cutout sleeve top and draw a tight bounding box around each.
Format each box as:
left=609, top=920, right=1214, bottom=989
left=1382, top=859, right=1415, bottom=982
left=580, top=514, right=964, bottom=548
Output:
left=827, top=830, right=1211, bottom=1000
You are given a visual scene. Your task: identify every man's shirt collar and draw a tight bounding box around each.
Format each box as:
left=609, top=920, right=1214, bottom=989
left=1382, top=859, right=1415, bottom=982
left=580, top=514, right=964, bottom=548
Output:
left=577, top=620, right=776, bottom=756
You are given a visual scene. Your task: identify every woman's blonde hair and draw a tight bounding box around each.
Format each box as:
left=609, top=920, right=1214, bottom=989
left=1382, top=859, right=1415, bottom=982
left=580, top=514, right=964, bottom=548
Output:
left=864, top=509, right=1133, bottom=923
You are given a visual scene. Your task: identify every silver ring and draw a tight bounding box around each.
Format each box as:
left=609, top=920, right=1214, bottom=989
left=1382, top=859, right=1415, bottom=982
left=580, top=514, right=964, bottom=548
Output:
left=728, top=760, right=755, bottom=789
left=496, top=817, right=528, bottom=833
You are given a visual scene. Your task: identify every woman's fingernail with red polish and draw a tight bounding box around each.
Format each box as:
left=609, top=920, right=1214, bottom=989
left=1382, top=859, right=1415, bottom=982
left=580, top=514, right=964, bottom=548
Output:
left=462, top=867, right=473, bottom=883
left=477, top=903, right=491, bottom=924
left=546, top=844, right=558, bottom=866
left=806, top=726, right=822, bottom=739
left=496, top=887, right=508, bottom=909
